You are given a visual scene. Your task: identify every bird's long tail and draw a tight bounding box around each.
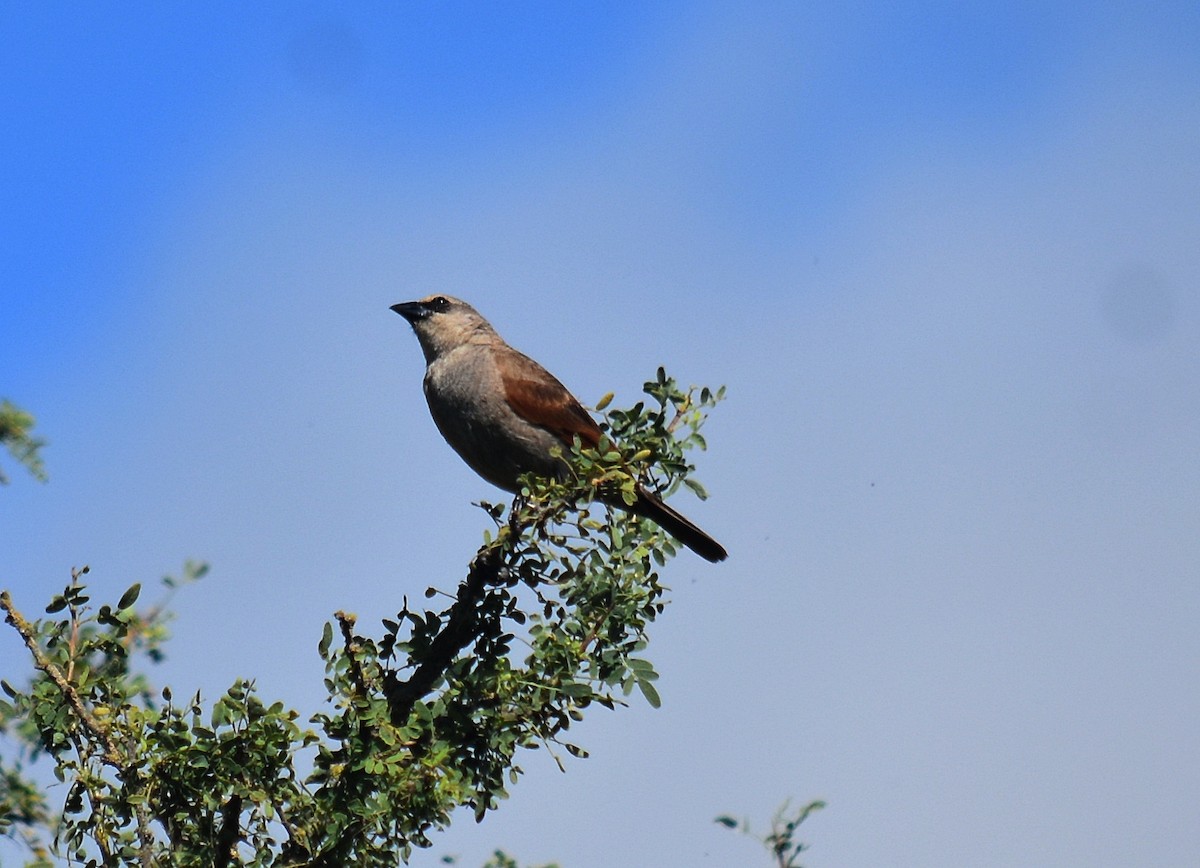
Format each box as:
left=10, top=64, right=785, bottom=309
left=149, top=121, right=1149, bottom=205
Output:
left=625, top=484, right=728, bottom=563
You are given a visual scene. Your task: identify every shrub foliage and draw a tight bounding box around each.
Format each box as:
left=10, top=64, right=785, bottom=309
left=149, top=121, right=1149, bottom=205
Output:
left=1, top=371, right=723, bottom=866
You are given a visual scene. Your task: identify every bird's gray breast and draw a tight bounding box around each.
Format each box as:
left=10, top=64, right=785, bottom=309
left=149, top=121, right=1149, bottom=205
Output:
left=422, top=345, right=566, bottom=492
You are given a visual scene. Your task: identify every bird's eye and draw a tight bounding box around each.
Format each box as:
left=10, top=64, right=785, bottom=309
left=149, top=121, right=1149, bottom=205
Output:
left=428, top=296, right=450, bottom=311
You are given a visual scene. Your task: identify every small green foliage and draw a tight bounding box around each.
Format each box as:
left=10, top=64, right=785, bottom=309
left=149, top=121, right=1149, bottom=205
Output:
left=1, top=372, right=725, bottom=865
left=717, top=799, right=826, bottom=868
left=479, top=851, right=561, bottom=868
left=0, top=399, right=47, bottom=485
left=2, top=565, right=209, bottom=864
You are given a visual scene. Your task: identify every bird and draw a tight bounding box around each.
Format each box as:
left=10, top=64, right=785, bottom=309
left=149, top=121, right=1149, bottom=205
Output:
left=390, top=295, right=727, bottom=563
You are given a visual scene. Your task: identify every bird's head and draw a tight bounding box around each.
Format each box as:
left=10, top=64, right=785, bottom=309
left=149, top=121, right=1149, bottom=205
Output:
left=391, top=295, right=497, bottom=363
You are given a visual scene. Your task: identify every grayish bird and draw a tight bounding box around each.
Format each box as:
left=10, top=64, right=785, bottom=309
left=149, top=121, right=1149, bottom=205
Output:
left=391, top=295, right=727, bottom=562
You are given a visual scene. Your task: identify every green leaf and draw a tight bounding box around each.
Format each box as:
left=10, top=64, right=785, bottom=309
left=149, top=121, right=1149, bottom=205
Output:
left=714, top=815, right=739, bottom=829
left=626, top=658, right=657, bottom=677
left=117, top=583, right=141, bottom=611
left=636, top=678, right=662, bottom=709
left=560, top=682, right=592, bottom=700
left=318, top=621, right=333, bottom=657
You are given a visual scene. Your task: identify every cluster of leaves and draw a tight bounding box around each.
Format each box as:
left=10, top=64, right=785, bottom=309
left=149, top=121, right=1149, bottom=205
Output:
left=715, top=799, right=826, bottom=868
left=0, top=373, right=723, bottom=866
left=1, top=561, right=207, bottom=865
left=0, top=399, right=47, bottom=485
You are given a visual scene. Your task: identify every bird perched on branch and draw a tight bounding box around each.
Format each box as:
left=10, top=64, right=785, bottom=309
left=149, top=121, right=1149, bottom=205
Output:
left=390, top=295, right=727, bottom=562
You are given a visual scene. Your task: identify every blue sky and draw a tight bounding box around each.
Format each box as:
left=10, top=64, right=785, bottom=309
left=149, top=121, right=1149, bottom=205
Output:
left=3, top=3, right=1200, bottom=866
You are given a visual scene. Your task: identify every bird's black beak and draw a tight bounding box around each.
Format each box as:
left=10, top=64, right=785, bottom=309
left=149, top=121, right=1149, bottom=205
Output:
left=390, top=301, right=427, bottom=323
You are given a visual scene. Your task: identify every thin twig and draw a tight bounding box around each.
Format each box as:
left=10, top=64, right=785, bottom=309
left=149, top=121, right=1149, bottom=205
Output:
left=579, top=602, right=619, bottom=657
left=122, top=730, right=157, bottom=868
left=67, top=730, right=116, bottom=865
left=665, top=393, right=691, bottom=433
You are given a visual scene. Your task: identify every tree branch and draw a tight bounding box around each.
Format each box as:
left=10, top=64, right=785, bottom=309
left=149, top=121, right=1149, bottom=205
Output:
left=214, top=793, right=243, bottom=868
left=383, top=540, right=506, bottom=725
left=3, top=589, right=162, bottom=863
left=0, top=590, right=122, bottom=767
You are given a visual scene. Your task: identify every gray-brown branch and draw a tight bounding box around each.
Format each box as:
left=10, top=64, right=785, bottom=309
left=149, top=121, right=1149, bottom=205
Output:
left=382, top=541, right=506, bottom=725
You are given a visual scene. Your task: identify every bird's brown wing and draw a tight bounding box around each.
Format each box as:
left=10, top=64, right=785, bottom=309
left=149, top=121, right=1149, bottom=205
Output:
left=498, top=348, right=727, bottom=562
left=497, top=349, right=603, bottom=448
